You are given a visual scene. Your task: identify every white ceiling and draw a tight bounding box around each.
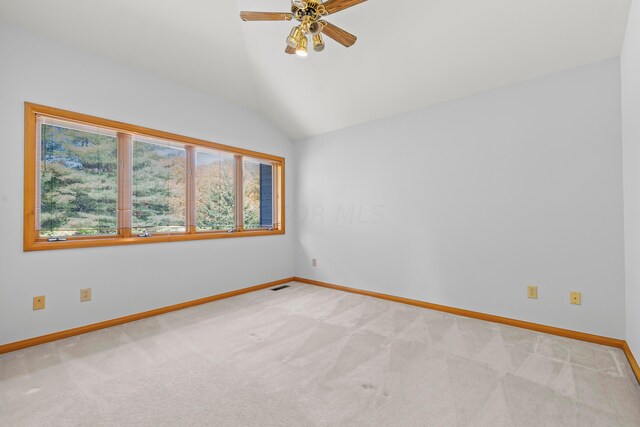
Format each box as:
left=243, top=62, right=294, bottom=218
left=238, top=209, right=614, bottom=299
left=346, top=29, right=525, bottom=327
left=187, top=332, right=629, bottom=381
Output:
left=0, top=0, right=631, bottom=139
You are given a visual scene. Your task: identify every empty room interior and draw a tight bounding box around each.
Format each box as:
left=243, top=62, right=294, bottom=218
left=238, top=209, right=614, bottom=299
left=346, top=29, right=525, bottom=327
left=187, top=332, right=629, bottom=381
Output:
left=2, top=0, right=640, bottom=425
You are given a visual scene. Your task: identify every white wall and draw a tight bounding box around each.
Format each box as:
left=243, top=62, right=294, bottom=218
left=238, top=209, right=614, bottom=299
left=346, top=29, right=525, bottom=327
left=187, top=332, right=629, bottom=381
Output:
left=0, top=25, right=295, bottom=345
left=622, top=1, right=640, bottom=357
left=0, top=21, right=631, bottom=346
left=294, top=59, right=626, bottom=339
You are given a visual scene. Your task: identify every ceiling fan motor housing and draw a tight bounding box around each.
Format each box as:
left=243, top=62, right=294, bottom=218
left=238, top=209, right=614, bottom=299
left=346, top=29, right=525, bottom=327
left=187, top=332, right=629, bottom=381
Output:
left=292, top=1, right=326, bottom=23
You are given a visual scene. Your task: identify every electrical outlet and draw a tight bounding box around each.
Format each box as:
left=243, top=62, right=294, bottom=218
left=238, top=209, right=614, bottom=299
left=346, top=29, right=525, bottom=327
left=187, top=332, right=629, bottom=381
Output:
left=570, top=291, right=581, bottom=305
left=312, top=258, right=317, bottom=267
left=80, top=288, right=92, bottom=302
left=527, top=286, right=538, bottom=299
left=33, top=296, right=45, bottom=310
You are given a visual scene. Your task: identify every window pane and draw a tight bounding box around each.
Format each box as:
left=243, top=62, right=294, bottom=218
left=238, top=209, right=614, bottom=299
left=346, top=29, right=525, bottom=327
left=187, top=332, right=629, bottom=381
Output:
left=196, top=150, right=235, bottom=231
left=243, top=159, right=273, bottom=229
left=132, top=138, right=186, bottom=234
left=39, top=122, right=118, bottom=237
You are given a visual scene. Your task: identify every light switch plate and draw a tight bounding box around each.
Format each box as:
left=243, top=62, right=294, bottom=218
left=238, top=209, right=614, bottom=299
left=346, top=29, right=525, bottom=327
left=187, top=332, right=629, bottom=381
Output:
left=527, top=286, right=538, bottom=299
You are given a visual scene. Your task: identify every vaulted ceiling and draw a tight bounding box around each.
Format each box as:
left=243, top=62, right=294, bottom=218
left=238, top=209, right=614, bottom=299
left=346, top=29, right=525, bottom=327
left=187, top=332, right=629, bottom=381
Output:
left=0, top=0, right=631, bottom=139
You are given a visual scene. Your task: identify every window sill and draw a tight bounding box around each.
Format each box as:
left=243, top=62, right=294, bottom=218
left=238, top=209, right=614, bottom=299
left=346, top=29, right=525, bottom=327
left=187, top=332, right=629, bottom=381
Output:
left=25, top=229, right=285, bottom=252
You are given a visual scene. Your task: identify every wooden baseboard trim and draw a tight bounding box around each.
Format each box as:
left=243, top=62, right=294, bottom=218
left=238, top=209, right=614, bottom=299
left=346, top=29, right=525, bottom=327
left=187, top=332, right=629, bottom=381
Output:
left=0, top=277, right=295, bottom=355
left=3, top=275, right=638, bottom=386
left=293, top=277, right=625, bottom=349
left=295, top=276, right=640, bottom=385
left=623, top=342, right=640, bottom=385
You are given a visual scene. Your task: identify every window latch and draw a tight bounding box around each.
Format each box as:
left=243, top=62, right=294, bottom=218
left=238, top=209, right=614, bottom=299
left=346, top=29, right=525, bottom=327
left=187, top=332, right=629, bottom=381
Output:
left=228, top=228, right=238, bottom=233
left=138, top=230, right=152, bottom=238
left=47, top=237, right=68, bottom=242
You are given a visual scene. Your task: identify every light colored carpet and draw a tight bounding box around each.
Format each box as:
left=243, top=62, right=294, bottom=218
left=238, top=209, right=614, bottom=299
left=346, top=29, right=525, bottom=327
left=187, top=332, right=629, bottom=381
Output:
left=1, top=282, right=639, bottom=426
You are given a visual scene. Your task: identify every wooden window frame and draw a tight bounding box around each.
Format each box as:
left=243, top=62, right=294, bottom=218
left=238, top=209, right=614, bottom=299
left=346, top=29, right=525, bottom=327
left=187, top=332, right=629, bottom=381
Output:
left=24, top=103, right=285, bottom=251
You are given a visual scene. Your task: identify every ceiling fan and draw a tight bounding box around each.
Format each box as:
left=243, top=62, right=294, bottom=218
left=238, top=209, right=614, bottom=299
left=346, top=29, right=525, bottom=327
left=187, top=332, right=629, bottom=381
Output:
left=240, top=0, right=367, bottom=57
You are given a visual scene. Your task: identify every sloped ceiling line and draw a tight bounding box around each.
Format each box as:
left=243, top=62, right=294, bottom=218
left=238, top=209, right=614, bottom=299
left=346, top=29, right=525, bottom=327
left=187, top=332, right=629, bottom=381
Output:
left=0, top=0, right=631, bottom=139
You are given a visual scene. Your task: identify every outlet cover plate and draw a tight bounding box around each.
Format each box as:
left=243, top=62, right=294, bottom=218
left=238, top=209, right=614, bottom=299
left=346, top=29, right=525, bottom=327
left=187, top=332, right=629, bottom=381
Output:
left=527, top=286, right=538, bottom=299
left=33, top=296, right=45, bottom=310
left=571, top=291, right=581, bottom=305
left=81, top=288, right=92, bottom=302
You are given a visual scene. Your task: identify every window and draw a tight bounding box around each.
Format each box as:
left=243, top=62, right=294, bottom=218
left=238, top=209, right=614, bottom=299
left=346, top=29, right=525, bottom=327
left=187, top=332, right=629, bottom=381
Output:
left=39, top=119, right=118, bottom=237
left=196, top=149, right=235, bottom=232
left=24, top=103, right=285, bottom=251
left=132, top=138, right=186, bottom=234
left=243, top=158, right=275, bottom=230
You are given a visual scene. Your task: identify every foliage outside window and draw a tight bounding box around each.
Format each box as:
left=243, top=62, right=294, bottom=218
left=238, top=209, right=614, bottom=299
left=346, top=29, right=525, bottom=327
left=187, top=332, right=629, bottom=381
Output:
left=196, top=150, right=236, bottom=231
left=39, top=124, right=118, bottom=237
left=243, top=159, right=274, bottom=230
left=24, top=103, right=285, bottom=251
left=132, top=139, right=186, bottom=234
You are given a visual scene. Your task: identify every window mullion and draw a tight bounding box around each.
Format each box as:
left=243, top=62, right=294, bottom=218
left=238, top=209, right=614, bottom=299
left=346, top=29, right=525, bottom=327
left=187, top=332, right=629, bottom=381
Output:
left=186, top=146, right=197, bottom=234
left=272, top=163, right=279, bottom=230
left=35, top=116, right=43, bottom=235
left=235, top=155, right=244, bottom=232
left=117, top=133, right=133, bottom=238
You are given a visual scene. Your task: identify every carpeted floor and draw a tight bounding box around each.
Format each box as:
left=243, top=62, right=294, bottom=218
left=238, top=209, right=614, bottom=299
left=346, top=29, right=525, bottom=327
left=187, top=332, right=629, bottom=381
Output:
left=1, top=282, right=639, bottom=426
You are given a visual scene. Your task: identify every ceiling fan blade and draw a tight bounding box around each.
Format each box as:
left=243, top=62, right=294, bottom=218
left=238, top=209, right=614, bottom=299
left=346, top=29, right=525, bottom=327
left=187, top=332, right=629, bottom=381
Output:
left=322, top=0, right=367, bottom=15
left=285, top=45, right=296, bottom=55
left=321, top=21, right=357, bottom=47
left=240, top=11, right=293, bottom=21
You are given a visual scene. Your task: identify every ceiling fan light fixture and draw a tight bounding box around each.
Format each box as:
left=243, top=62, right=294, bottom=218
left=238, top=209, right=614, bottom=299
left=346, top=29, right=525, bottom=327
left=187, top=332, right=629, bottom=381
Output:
left=313, top=34, right=325, bottom=52
left=287, top=26, right=303, bottom=48
left=296, top=36, right=309, bottom=57
left=240, top=0, right=366, bottom=56
left=309, top=21, right=322, bottom=36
